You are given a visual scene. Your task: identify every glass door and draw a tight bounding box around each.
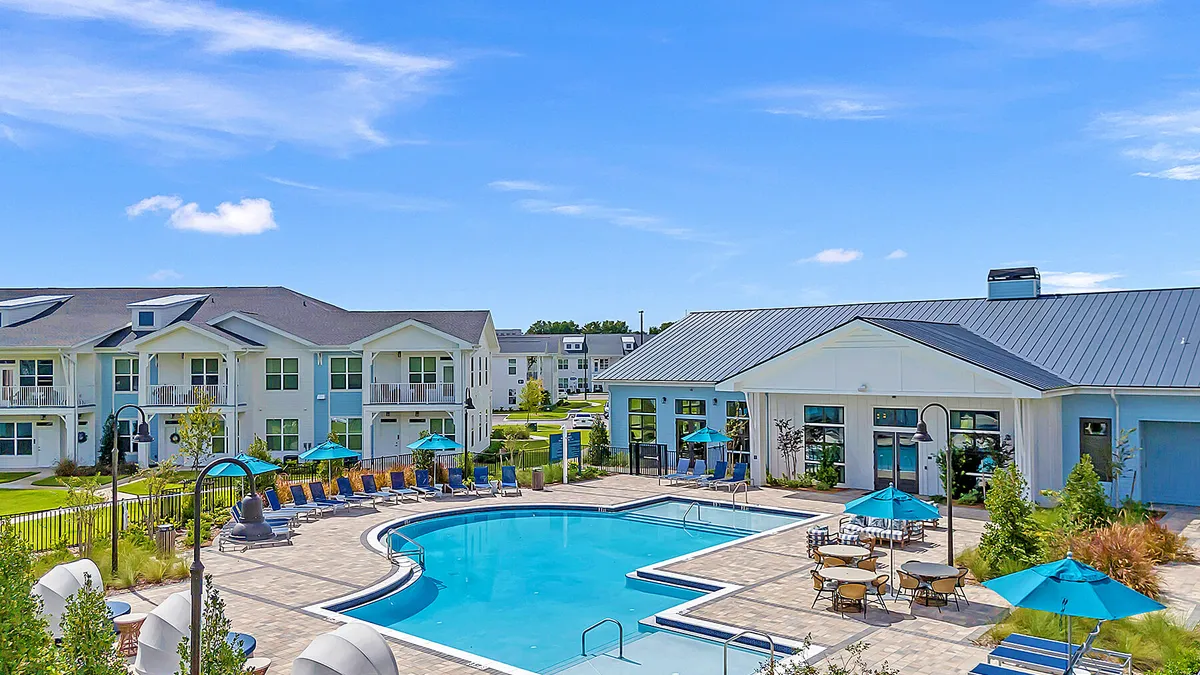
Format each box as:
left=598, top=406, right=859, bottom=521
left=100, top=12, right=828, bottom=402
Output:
left=675, top=418, right=704, bottom=463
left=874, top=432, right=920, bottom=493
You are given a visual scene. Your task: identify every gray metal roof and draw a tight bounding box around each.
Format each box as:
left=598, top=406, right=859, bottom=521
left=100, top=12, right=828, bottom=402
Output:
left=0, top=287, right=491, bottom=348
left=598, top=288, right=1200, bottom=389
left=497, top=333, right=644, bottom=356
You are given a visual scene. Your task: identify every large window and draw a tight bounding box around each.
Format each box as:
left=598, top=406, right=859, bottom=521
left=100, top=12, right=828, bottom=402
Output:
left=266, top=358, right=299, bottom=390
left=1080, top=418, right=1113, bottom=482
left=191, top=358, right=219, bottom=386
left=430, top=417, right=455, bottom=441
left=577, top=358, right=586, bottom=370
left=19, top=359, right=52, bottom=387
left=331, top=417, right=363, bottom=451
left=409, top=356, right=436, bottom=384
left=114, top=357, right=139, bottom=393
left=0, top=422, right=33, bottom=456
left=629, top=398, right=657, bottom=444
left=211, top=418, right=227, bottom=455
left=137, top=311, right=154, bottom=327
left=726, top=400, right=750, bottom=464
left=594, top=358, right=610, bottom=372
left=557, top=358, right=568, bottom=370
left=266, top=418, right=299, bottom=453
left=874, top=407, right=917, bottom=428
left=116, top=419, right=142, bottom=457
left=676, top=399, right=705, bottom=416
left=329, top=357, right=362, bottom=391
left=508, top=359, right=517, bottom=376
left=951, top=410, right=1002, bottom=475
left=804, top=405, right=845, bottom=483
left=557, top=377, right=569, bottom=392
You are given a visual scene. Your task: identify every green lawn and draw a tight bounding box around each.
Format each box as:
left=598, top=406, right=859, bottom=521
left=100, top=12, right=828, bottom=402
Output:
left=503, top=411, right=568, bottom=420
left=32, top=476, right=78, bottom=487
left=0, top=489, right=70, bottom=516
left=0, top=471, right=37, bottom=484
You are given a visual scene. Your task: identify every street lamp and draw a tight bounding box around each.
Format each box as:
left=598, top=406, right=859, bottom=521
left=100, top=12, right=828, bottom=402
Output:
left=911, top=403, right=955, bottom=565
left=190, top=457, right=271, bottom=675
left=111, top=404, right=154, bottom=573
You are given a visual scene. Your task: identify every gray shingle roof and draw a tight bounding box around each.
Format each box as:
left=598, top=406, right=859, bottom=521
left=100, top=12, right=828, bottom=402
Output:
left=598, top=288, right=1200, bottom=389
left=0, top=287, right=491, bottom=348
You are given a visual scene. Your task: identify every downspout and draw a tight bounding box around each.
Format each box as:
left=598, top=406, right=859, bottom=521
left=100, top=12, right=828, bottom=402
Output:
left=1110, top=388, right=1121, bottom=503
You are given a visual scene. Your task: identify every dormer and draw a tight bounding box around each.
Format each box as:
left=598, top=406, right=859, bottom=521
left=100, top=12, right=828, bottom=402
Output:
left=563, top=336, right=584, bottom=353
left=0, top=295, right=72, bottom=327
left=127, top=294, right=208, bottom=331
left=622, top=336, right=637, bottom=353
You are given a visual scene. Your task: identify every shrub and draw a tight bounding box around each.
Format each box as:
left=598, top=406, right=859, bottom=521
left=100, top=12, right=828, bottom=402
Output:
left=54, top=457, right=84, bottom=477
left=58, top=575, right=126, bottom=675
left=1152, top=649, right=1200, bottom=675
left=766, top=471, right=816, bottom=489
left=1055, top=522, right=1160, bottom=598
left=0, top=521, right=58, bottom=673
left=1142, top=519, right=1197, bottom=564
left=587, top=419, right=611, bottom=466
left=1046, top=455, right=1111, bottom=531
left=178, top=575, right=247, bottom=675
left=979, top=464, right=1042, bottom=570
left=757, top=637, right=899, bottom=675
left=492, top=425, right=530, bottom=440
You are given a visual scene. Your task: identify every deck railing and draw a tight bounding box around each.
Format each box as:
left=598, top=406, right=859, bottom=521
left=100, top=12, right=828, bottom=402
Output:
left=147, top=384, right=228, bottom=406
left=0, top=385, right=90, bottom=408
left=368, top=382, right=456, bottom=405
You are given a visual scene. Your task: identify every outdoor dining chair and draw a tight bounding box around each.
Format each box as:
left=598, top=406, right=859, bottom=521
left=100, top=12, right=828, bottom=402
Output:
left=811, top=570, right=837, bottom=609
left=822, top=556, right=847, bottom=568
left=928, top=577, right=961, bottom=612
left=836, top=583, right=868, bottom=619
left=897, top=570, right=925, bottom=609
left=856, top=558, right=877, bottom=572
left=955, top=567, right=971, bottom=606
left=869, top=575, right=890, bottom=614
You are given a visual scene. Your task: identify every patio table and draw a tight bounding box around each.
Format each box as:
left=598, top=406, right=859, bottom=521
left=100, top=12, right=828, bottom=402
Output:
left=901, top=561, right=959, bottom=606
left=818, top=567, right=879, bottom=584
left=816, top=544, right=871, bottom=562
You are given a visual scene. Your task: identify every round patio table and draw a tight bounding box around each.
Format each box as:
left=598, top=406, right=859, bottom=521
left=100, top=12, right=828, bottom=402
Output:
left=901, top=561, right=959, bottom=606
left=105, top=600, right=131, bottom=619
left=816, top=544, right=871, bottom=562
left=818, top=567, right=879, bottom=584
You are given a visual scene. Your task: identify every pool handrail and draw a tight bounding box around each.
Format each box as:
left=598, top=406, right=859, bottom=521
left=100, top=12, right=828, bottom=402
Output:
left=724, top=630, right=775, bottom=675
left=731, top=481, right=750, bottom=509
left=383, top=524, right=426, bottom=569
left=683, top=501, right=702, bottom=530
left=581, top=617, right=623, bottom=659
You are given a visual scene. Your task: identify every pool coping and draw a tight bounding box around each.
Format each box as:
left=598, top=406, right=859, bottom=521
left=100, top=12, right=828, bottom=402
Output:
left=303, top=494, right=827, bottom=675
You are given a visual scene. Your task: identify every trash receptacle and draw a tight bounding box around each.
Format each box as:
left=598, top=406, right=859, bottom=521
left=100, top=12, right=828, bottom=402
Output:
left=528, top=422, right=538, bottom=432
left=531, top=467, right=545, bottom=491
left=155, top=524, right=175, bottom=556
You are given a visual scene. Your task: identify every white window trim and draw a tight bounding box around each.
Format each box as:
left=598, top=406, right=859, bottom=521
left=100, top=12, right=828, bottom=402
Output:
left=266, top=357, right=299, bottom=391
left=329, top=356, right=363, bottom=391
left=803, top=404, right=846, bottom=483
left=114, top=357, right=139, bottom=393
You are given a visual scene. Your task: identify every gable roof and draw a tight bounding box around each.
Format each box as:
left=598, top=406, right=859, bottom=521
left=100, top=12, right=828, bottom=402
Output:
left=599, top=287, right=1200, bottom=389
left=497, top=332, right=645, bottom=356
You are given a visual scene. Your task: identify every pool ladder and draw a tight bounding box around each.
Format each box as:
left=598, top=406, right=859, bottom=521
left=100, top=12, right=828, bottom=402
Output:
left=731, top=482, right=749, bottom=509
left=683, top=501, right=701, bottom=530
left=724, top=630, right=775, bottom=675
left=580, top=617, right=623, bottom=658
left=384, top=526, right=425, bottom=570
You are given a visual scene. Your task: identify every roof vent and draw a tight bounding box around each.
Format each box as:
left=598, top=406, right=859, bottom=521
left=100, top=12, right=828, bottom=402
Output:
left=0, top=295, right=72, bottom=327
left=988, top=267, right=1040, bottom=301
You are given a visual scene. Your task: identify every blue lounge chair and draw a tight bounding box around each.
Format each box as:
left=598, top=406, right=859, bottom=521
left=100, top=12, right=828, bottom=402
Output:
left=988, top=645, right=1073, bottom=674
left=335, top=477, right=375, bottom=507
left=413, top=469, right=441, bottom=498
left=968, top=665, right=1027, bottom=675
left=679, top=460, right=707, bottom=485
left=360, top=475, right=397, bottom=504
left=446, top=468, right=470, bottom=495
left=499, top=466, right=521, bottom=496
left=308, top=481, right=352, bottom=509
left=659, top=459, right=690, bottom=486
left=388, top=471, right=420, bottom=502
left=290, top=484, right=344, bottom=513
left=705, top=461, right=729, bottom=483
left=473, top=466, right=495, bottom=496
left=231, top=502, right=292, bottom=531
left=264, top=487, right=321, bottom=520
left=999, top=634, right=1130, bottom=675
left=710, top=463, right=749, bottom=491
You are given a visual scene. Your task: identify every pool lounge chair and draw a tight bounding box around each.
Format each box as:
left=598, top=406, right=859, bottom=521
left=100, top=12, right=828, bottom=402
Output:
left=335, top=477, right=376, bottom=508
left=997, top=634, right=1130, bottom=675
left=659, top=459, right=690, bottom=486
left=231, top=502, right=293, bottom=530
left=360, top=475, right=398, bottom=504
left=289, top=484, right=345, bottom=514
left=446, top=468, right=471, bottom=495
left=709, top=463, right=749, bottom=491
left=697, top=461, right=728, bottom=486
left=968, top=665, right=1027, bottom=675
left=388, top=472, right=420, bottom=503
left=678, top=460, right=707, bottom=485
left=413, top=470, right=441, bottom=498
left=499, top=466, right=521, bottom=496
left=473, top=466, right=496, bottom=496
left=264, top=487, right=322, bottom=520
left=307, top=482, right=352, bottom=509
left=217, top=521, right=292, bottom=552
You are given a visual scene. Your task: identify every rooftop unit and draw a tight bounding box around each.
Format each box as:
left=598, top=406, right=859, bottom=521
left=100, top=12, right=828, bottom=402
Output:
left=987, top=267, right=1040, bottom=301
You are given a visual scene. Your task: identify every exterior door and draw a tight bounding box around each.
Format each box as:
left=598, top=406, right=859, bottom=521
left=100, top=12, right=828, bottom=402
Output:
left=34, top=422, right=58, bottom=467
left=874, top=432, right=919, bottom=493
left=0, top=364, right=13, bottom=406
left=676, top=418, right=704, bottom=461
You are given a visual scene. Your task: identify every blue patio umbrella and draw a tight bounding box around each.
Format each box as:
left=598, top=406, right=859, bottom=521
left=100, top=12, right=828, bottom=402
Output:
left=680, top=427, right=733, bottom=444
left=299, top=441, right=361, bottom=483
left=843, top=484, right=941, bottom=593
left=406, top=433, right=463, bottom=451
left=205, top=454, right=281, bottom=478
left=984, top=553, right=1165, bottom=667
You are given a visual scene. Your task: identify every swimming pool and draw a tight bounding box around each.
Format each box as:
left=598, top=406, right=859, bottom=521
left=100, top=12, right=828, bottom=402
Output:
left=341, top=499, right=812, bottom=674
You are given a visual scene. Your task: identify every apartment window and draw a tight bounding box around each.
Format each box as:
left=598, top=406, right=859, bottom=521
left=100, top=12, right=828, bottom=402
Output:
left=558, top=377, right=569, bottom=391
left=629, top=398, right=657, bottom=444
left=1080, top=418, right=1113, bottom=481
left=0, top=422, right=33, bottom=456
left=508, top=359, right=517, bottom=376
left=430, top=417, right=455, bottom=441
left=331, top=417, right=363, bottom=451
left=726, top=400, right=749, bottom=419
left=594, top=358, right=610, bottom=373
left=409, top=356, right=437, bottom=384
left=266, top=418, right=299, bottom=453
left=508, top=388, right=517, bottom=406
left=266, top=357, right=299, bottom=390
left=951, top=410, right=1002, bottom=475
left=19, top=359, right=52, bottom=387
left=557, top=358, right=568, bottom=370
left=114, top=357, right=139, bottom=392
left=211, top=418, right=227, bottom=455
left=137, top=311, right=154, bottom=327
left=329, top=357, right=362, bottom=391
left=577, top=358, right=586, bottom=370
left=116, top=419, right=142, bottom=457
left=191, top=358, right=219, bottom=386
left=676, top=399, right=705, bottom=416
left=804, top=405, right=845, bottom=483
left=874, top=408, right=918, bottom=428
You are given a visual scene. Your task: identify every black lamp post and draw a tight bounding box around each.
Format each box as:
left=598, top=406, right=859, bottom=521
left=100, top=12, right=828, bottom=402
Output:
left=111, top=404, right=154, bottom=573
left=190, top=457, right=271, bottom=675
left=911, top=402, right=954, bottom=565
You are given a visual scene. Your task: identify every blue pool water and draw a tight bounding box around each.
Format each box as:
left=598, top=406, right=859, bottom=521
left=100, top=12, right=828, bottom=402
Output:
left=345, top=502, right=807, bottom=673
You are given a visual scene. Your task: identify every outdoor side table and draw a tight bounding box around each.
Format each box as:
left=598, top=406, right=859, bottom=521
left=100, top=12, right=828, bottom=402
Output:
left=114, top=612, right=147, bottom=656
left=244, top=657, right=272, bottom=674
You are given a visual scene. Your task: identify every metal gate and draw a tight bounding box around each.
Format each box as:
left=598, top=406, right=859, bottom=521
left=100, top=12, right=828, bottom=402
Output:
left=629, top=442, right=671, bottom=477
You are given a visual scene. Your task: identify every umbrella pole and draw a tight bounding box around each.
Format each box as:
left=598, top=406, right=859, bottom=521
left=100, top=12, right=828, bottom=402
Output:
left=890, top=524, right=896, bottom=598
left=1065, top=614, right=1071, bottom=674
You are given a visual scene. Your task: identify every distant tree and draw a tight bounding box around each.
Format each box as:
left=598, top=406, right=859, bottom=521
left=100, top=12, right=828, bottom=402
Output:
left=582, top=320, right=631, bottom=334
left=588, top=419, right=611, bottom=466
left=648, top=321, right=674, bottom=335
left=97, top=413, right=119, bottom=468
left=527, top=320, right=581, bottom=334
left=0, top=521, right=57, bottom=674
left=177, top=391, right=223, bottom=471
left=518, top=379, right=546, bottom=425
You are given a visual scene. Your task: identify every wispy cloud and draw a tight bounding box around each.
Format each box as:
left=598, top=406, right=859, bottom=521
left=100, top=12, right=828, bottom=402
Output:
left=515, top=198, right=733, bottom=249
left=741, top=86, right=894, bottom=120
left=1123, top=143, right=1200, bottom=163
left=148, top=268, right=182, bottom=282
left=1041, top=271, right=1123, bottom=293
left=261, top=175, right=446, bottom=211
left=488, top=180, right=549, bottom=192
left=263, top=176, right=321, bottom=191
left=127, top=194, right=277, bottom=235
left=1097, top=98, right=1200, bottom=177
left=1046, top=0, right=1157, bottom=7
left=1135, top=165, right=1200, bottom=181
left=801, top=248, right=863, bottom=264
left=885, top=249, right=908, bottom=260
left=911, top=17, right=1142, bottom=57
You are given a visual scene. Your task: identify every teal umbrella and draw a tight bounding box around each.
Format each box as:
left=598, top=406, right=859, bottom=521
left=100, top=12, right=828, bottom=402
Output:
left=844, top=484, right=941, bottom=594
left=205, top=454, right=280, bottom=477
left=681, top=427, right=732, bottom=443
left=406, top=433, right=463, bottom=451
left=299, top=441, right=361, bottom=483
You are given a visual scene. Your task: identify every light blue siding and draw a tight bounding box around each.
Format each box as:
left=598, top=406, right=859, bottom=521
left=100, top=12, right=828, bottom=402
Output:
left=313, top=352, right=363, bottom=442
left=607, top=384, right=745, bottom=454
left=1141, top=422, right=1200, bottom=506
left=95, top=353, right=157, bottom=463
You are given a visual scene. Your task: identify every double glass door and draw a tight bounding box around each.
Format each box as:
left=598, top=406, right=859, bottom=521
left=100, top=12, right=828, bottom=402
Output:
left=874, top=431, right=919, bottom=493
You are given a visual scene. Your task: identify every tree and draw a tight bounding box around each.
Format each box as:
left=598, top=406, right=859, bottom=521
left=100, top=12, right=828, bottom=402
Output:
left=588, top=419, right=611, bottom=466
left=0, top=521, right=58, bottom=675
left=1047, top=454, right=1111, bottom=531
left=245, top=435, right=275, bottom=492
left=177, top=391, right=223, bottom=471
left=648, top=321, right=674, bottom=335
left=97, top=413, right=118, bottom=469
left=978, top=464, right=1042, bottom=570
left=64, top=476, right=103, bottom=556
left=582, top=320, right=631, bottom=334
left=519, top=379, right=546, bottom=425
left=773, top=419, right=804, bottom=478
left=58, top=576, right=126, bottom=675
left=177, top=576, right=247, bottom=675
left=502, top=428, right=525, bottom=468
left=1109, top=428, right=1138, bottom=506
left=136, top=456, right=179, bottom=533
left=527, top=320, right=581, bottom=334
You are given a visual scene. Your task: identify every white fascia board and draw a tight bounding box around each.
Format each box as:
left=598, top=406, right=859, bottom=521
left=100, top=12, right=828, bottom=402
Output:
left=352, top=318, right=472, bottom=349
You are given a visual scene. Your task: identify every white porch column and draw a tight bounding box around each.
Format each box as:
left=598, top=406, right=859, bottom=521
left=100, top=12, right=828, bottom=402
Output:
left=225, top=351, right=238, bottom=453
left=137, top=351, right=151, bottom=406
left=362, top=410, right=375, bottom=460
left=1013, top=398, right=1033, bottom=499
left=745, top=392, right=769, bottom=486
left=363, top=349, right=375, bottom=404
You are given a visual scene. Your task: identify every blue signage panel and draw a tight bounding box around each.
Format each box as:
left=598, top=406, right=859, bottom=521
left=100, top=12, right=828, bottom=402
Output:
left=549, top=433, right=563, bottom=462
left=567, top=431, right=582, bottom=460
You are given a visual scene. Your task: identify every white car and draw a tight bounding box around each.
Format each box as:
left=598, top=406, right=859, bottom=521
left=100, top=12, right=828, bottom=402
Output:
left=572, top=412, right=595, bottom=429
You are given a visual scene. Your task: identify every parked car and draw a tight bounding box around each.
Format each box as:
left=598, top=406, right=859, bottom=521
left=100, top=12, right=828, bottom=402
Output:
left=572, top=412, right=595, bottom=429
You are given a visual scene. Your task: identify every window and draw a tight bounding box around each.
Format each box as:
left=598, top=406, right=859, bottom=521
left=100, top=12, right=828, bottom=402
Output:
left=558, top=377, right=568, bottom=391
left=329, top=357, right=362, bottom=390
left=266, top=418, right=299, bottom=453
left=508, top=359, right=517, bottom=376
left=266, top=357, right=299, bottom=390
left=676, top=399, right=706, bottom=416
left=408, top=356, right=436, bottom=384
left=725, top=399, right=750, bottom=463
left=0, top=422, right=33, bottom=456
left=19, top=359, right=52, bottom=387
left=565, top=340, right=583, bottom=352
left=1080, top=418, right=1113, bottom=482
left=629, top=398, right=657, bottom=444
left=804, top=405, right=845, bottom=483
left=874, top=408, right=917, bottom=428
left=557, top=358, right=568, bottom=370
left=114, top=357, right=139, bottom=392
left=594, top=358, right=610, bottom=373
left=577, top=358, right=586, bottom=370
left=211, top=418, right=227, bottom=455
left=430, top=417, right=455, bottom=441
left=137, top=311, right=154, bottom=327
left=508, top=388, right=517, bottom=406
left=331, top=417, right=363, bottom=451
left=191, top=358, right=219, bottom=386
left=951, top=410, right=1003, bottom=476
left=116, top=419, right=142, bottom=457
left=726, top=400, right=749, bottom=419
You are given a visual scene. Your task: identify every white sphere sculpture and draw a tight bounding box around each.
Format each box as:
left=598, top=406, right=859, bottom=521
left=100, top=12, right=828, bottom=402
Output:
left=292, top=623, right=399, bottom=675
left=133, top=590, right=193, bottom=675
left=32, top=558, right=103, bottom=638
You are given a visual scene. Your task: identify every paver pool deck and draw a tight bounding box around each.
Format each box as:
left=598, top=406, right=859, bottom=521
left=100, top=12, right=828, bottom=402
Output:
left=107, top=475, right=1199, bottom=674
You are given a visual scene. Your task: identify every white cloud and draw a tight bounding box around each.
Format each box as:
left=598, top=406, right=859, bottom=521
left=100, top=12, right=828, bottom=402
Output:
left=147, top=268, right=182, bottom=282
left=742, top=86, right=893, bottom=121
left=125, top=194, right=182, bottom=217
left=802, top=248, right=863, bottom=264
left=1041, top=271, right=1123, bottom=293
left=1123, top=143, right=1200, bottom=163
left=885, top=249, right=908, bottom=260
left=516, top=198, right=733, bottom=249
left=0, top=123, right=15, bottom=144
left=1135, top=165, right=1200, bottom=181
left=263, top=176, right=321, bottom=191
left=488, top=180, right=549, bottom=192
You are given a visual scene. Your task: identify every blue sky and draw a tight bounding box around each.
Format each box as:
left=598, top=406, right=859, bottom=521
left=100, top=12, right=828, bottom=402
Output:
left=2, top=0, right=1199, bottom=330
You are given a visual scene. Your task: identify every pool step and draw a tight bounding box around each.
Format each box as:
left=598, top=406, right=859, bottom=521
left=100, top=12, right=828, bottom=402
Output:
left=550, top=628, right=768, bottom=675
left=618, top=512, right=756, bottom=538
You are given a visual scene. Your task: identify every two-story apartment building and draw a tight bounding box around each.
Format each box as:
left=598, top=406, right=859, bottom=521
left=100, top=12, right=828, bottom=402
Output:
left=0, top=288, right=497, bottom=470
left=491, top=330, right=642, bottom=409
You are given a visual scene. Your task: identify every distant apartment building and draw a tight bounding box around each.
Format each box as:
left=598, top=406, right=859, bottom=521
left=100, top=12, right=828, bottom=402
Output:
left=491, top=331, right=643, bottom=409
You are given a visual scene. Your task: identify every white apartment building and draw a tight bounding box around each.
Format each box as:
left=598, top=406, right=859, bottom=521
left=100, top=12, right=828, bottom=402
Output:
left=491, top=330, right=643, bottom=409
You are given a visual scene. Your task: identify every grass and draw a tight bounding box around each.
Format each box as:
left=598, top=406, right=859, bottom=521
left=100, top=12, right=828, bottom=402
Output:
left=33, top=539, right=189, bottom=591
left=0, top=488, right=70, bottom=516
left=32, top=476, right=74, bottom=487
left=113, top=470, right=201, bottom=496
left=0, top=471, right=37, bottom=484
left=504, top=411, right=569, bottom=420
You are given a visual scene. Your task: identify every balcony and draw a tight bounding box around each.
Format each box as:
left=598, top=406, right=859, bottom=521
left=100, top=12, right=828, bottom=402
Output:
left=368, top=382, right=456, bottom=405
left=0, top=385, right=92, bottom=408
left=146, top=384, right=229, bottom=407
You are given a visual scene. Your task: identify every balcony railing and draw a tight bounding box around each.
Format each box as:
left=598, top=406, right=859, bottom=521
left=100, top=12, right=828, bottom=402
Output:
left=0, top=386, right=91, bottom=408
left=369, top=382, right=456, bottom=405
left=146, top=384, right=228, bottom=407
